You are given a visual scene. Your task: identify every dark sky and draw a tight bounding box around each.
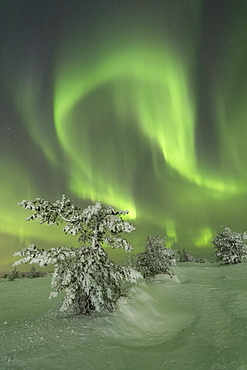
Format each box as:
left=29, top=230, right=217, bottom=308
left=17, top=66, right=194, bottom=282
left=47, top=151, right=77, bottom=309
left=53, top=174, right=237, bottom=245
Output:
left=1, top=0, right=247, bottom=270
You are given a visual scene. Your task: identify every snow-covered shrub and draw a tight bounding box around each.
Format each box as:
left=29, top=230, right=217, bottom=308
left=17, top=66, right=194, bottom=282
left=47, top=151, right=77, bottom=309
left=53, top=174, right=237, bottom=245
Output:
left=195, top=257, right=208, bottom=263
left=14, top=195, right=141, bottom=314
left=212, top=226, right=247, bottom=265
left=8, top=267, right=19, bottom=281
left=176, top=249, right=195, bottom=262
left=176, top=249, right=207, bottom=263
left=127, top=234, right=176, bottom=280
left=28, top=266, right=41, bottom=279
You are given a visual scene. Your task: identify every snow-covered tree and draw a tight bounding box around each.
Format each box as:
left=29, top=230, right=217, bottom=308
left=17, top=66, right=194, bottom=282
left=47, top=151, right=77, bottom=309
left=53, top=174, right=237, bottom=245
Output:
left=28, top=266, right=42, bottom=279
left=176, top=249, right=195, bottom=262
left=13, top=195, right=141, bottom=314
left=8, top=267, right=19, bottom=281
left=176, top=249, right=207, bottom=263
left=212, top=226, right=247, bottom=265
left=127, top=234, right=176, bottom=280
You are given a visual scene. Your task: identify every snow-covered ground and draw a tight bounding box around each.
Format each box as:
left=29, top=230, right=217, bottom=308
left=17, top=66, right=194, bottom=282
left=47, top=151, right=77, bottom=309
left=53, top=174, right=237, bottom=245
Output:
left=1, top=262, right=247, bottom=369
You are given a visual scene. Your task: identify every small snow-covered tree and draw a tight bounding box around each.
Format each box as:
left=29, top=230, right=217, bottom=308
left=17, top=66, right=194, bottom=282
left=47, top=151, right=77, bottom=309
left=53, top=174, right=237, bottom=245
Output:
left=8, top=267, right=19, bottom=281
left=212, top=226, right=247, bottom=265
left=28, top=266, right=41, bottom=279
left=127, top=234, right=176, bottom=280
left=13, top=195, right=141, bottom=314
left=176, top=249, right=195, bottom=262
left=176, top=249, right=207, bottom=263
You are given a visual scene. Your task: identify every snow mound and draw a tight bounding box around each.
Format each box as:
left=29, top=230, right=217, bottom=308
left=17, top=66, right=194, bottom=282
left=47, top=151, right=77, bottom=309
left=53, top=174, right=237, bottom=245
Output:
left=99, top=278, right=194, bottom=346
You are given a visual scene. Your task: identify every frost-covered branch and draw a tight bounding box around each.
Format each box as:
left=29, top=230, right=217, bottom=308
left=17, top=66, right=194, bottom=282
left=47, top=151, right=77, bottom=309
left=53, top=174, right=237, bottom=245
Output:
left=18, top=194, right=81, bottom=226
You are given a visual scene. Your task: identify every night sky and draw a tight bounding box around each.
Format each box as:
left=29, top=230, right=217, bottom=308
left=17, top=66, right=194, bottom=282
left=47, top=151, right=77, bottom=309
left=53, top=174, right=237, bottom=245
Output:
left=1, top=0, right=247, bottom=270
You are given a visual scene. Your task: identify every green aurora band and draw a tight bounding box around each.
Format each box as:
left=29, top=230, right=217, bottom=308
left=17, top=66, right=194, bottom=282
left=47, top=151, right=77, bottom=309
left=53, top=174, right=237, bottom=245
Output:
left=54, top=42, right=242, bottom=209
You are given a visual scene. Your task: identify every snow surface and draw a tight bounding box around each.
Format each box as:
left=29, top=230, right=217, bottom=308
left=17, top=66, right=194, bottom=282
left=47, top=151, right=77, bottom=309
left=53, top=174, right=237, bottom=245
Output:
left=1, top=262, right=247, bottom=369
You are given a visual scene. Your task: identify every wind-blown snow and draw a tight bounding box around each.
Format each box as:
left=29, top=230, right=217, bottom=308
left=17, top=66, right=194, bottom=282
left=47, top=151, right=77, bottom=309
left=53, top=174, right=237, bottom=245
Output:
left=1, top=263, right=247, bottom=369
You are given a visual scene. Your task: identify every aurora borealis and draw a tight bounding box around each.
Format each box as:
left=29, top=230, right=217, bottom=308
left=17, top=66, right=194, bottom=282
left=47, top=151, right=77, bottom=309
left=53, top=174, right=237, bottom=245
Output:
left=1, top=1, right=247, bottom=270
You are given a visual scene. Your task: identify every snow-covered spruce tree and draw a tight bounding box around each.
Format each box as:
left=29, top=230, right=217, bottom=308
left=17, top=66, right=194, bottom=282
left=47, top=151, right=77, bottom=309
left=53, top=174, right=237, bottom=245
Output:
left=28, top=266, right=42, bottom=279
left=127, top=234, right=176, bottom=280
left=176, top=249, right=207, bottom=263
left=212, top=226, right=247, bottom=265
left=13, top=195, right=141, bottom=314
left=176, top=249, right=195, bottom=262
left=8, top=267, right=19, bottom=281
